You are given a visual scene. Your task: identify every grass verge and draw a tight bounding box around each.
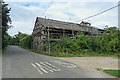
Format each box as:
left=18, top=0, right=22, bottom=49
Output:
left=18, top=45, right=82, bottom=57
left=96, top=68, right=103, bottom=71
left=17, top=45, right=119, bottom=57
left=103, top=69, right=120, bottom=78
left=2, top=46, right=8, bottom=54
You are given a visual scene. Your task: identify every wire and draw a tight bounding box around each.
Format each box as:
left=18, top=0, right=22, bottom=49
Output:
left=41, top=0, right=54, bottom=16
left=76, top=4, right=120, bottom=22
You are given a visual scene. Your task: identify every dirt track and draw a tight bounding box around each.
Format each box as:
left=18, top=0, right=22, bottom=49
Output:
left=56, top=57, right=118, bottom=77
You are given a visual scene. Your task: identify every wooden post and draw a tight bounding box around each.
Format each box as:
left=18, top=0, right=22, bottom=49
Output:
left=48, top=26, right=49, bottom=42
left=90, top=27, right=92, bottom=36
left=48, top=26, right=50, bottom=54
left=49, top=41, right=50, bottom=54
left=63, top=29, right=65, bottom=37
left=45, top=16, right=47, bottom=38
left=70, top=18, right=74, bottom=38
left=44, top=16, right=46, bottom=52
left=72, top=24, right=74, bottom=38
left=72, top=29, right=74, bottom=38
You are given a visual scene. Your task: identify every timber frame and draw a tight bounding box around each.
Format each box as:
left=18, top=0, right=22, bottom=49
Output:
left=32, top=17, right=104, bottom=51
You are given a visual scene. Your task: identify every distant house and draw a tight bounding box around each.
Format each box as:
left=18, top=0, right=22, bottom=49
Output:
left=80, top=21, right=91, bottom=26
left=32, top=17, right=104, bottom=50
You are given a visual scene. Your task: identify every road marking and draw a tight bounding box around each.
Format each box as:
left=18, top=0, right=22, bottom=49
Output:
left=45, top=62, right=61, bottom=71
left=52, top=61, right=77, bottom=68
left=40, top=62, right=54, bottom=72
left=31, top=63, right=43, bottom=74
left=31, top=62, right=61, bottom=74
left=36, top=63, right=48, bottom=73
left=31, top=61, right=76, bottom=75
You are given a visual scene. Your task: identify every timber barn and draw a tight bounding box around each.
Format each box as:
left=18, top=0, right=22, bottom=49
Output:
left=32, top=17, right=104, bottom=50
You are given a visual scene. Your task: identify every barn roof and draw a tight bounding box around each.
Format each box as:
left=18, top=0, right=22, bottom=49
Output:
left=33, top=17, right=103, bottom=34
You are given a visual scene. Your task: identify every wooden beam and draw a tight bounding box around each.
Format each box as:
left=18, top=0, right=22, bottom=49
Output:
left=63, top=29, right=65, bottom=37
left=48, top=29, right=63, bottom=32
left=42, top=39, right=60, bottom=41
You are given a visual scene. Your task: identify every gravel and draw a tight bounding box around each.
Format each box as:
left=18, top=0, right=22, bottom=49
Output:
left=56, top=57, right=118, bottom=78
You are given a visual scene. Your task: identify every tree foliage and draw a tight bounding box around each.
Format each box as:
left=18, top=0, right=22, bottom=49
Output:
left=11, top=32, right=27, bottom=45
left=1, top=1, right=12, bottom=48
left=19, top=35, right=33, bottom=49
left=11, top=32, right=33, bottom=49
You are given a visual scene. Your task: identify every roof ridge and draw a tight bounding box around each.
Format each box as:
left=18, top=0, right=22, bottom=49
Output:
left=37, top=17, right=77, bottom=25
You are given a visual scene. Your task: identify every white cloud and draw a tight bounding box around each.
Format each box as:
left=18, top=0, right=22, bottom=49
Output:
left=7, top=2, right=43, bottom=36
left=23, top=6, right=40, bottom=11
left=7, top=2, right=118, bottom=36
left=44, top=2, right=118, bottom=28
left=5, top=0, right=120, bottom=2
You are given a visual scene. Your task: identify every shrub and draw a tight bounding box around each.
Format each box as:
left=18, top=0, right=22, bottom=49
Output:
left=19, top=35, right=33, bottom=49
left=44, top=27, right=120, bottom=55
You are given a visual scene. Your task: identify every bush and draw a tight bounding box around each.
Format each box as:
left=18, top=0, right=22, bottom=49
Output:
left=44, top=27, right=120, bottom=55
left=19, top=35, right=33, bottom=49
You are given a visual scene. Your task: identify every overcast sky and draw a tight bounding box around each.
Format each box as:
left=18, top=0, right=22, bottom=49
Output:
left=5, top=0, right=118, bottom=36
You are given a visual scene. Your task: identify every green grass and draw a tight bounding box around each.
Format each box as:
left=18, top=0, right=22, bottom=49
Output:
left=17, top=45, right=119, bottom=57
left=18, top=45, right=82, bottom=57
left=0, top=50, right=2, bottom=54
left=96, top=68, right=102, bottom=71
left=76, top=52, right=118, bottom=57
left=103, top=69, right=120, bottom=78
left=2, top=46, right=8, bottom=54
left=20, top=46, right=118, bottom=57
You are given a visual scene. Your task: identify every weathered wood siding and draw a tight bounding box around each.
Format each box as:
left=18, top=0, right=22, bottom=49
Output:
left=32, top=17, right=104, bottom=50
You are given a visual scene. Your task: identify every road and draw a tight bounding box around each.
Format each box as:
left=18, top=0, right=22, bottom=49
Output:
left=2, top=45, right=114, bottom=78
left=0, top=50, right=2, bottom=79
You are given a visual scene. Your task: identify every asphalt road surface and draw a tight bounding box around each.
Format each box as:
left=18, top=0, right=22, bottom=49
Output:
left=2, top=45, right=113, bottom=78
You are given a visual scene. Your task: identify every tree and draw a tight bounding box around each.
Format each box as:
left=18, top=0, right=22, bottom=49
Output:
left=11, top=32, right=27, bottom=45
left=19, top=35, right=33, bottom=49
left=1, top=1, right=12, bottom=48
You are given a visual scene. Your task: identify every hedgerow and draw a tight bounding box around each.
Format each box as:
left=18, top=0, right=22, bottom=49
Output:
left=44, top=27, right=120, bottom=55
